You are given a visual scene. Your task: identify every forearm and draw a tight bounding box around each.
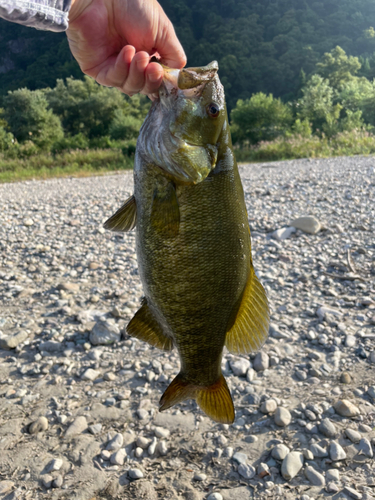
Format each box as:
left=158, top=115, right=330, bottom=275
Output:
left=0, top=0, right=71, bottom=31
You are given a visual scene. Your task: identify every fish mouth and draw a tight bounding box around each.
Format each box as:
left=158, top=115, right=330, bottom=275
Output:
left=160, top=61, right=219, bottom=99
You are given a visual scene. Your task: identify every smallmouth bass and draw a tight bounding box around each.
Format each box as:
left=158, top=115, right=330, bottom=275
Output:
left=105, top=62, right=269, bottom=424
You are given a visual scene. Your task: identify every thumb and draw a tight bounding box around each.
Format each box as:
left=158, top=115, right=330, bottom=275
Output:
left=156, top=20, right=187, bottom=69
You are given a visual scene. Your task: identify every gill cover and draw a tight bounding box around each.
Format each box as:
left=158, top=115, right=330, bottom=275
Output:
left=136, top=61, right=226, bottom=184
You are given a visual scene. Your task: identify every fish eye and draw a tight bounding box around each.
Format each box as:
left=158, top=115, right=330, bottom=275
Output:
left=207, top=103, right=220, bottom=118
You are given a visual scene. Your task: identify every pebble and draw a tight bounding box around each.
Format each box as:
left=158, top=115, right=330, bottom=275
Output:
left=0, top=330, right=29, bottom=349
left=274, top=407, right=291, bottom=427
left=343, top=486, right=363, bottom=499
left=340, top=372, right=352, bottom=384
left=157, top=441, right=168, bottom=456
left=271, top=444, right=290, bottom=460
left=237, top=464, right=256, bottom=479
left=233, top=452, right=247, bottom=464
left=304, top=465, right=325, bottom=486
left=88, top=423, right=102, bottom=435
left=345, top=335, right=357, bottom=347
left=110, top=448, right=126, bottom=465
left=260, top=399, right=277, bottom=414
left=106, top=433, right=124, bottom=451
left=29, top=416, right=49, bottom=434
left=272, top=226, right=296, bottom=240
left=137, top=409, right=149, bottom=420
left=253, top=352, right=269, bottom=371
left=52, top=475, right=63, bottom=488
left=89, top=320, right=121, bottom=345
left=128, top=468, right=144, bottom=479
left=290, top=216, right=321, bottom=234
left=136, top=436, right=151, bottom=449
left=326, top=469, right=340, bottom=482
left=318, top=418, right=337, bottom=438
left=345, top=428, right=361, bottom=443
left=310, top=443, right=328, bottom=458
left=329, top=441, right=347, bottom=461
left=42, top=475, right=53, bottom=488
left=281, top=452, right=304, bottom=480
left=334, top=400, right=360, bottom=417
left=230, top=358, right=251, bottom=376
left=65, top=416, right=88, bottom=437
left=193, top=473, right=207, bottom=481
left=207, top=494, right=223, bottom=500
left=47, top=458, right=63, bottom=472
left=359, top=438, right=373, bottom=458
left=154, top=426, right=170, bottom=439
left=367, top=386, right=375, bottom=399
left=81, top=368, right=101, bottom=381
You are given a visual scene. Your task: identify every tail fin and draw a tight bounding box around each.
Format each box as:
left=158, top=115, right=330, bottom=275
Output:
left=159, top=373, right=235, bottom=424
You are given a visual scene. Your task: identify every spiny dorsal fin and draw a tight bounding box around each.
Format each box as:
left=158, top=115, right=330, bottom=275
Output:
left=150, top=182, right=180, bottom=238
left=127, top=299, right=173, bottom=351
left=225, top=266, right=269, bottom=355
left=103, top=195, right=136, bottom=232
left=159, top=373, right=235, bottom=424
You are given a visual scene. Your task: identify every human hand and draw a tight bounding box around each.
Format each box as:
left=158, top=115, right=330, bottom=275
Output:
left=67, top=0, right=186, bottom=96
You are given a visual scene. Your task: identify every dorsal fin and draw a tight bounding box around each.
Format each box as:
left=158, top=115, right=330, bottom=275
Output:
left=103, top=195, right=137, bottom=232
left=127, top=299, right=173, bottom=351
left=225, top=266, right=269, bottom=354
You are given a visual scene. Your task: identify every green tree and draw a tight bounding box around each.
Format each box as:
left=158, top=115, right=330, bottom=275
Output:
left=316, top=46, right=361, bottom=90
left=230, top=93, right=293, bottom=144
left=3, top=88, right=63, bottom=150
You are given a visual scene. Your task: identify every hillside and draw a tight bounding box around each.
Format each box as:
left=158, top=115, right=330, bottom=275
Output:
left=1, top=0, right=375, bottom=108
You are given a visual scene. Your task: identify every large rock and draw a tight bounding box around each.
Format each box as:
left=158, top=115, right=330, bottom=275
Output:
left=290, top=216, right=321, bottom=234
left=281, top=452, right=304, bottom=480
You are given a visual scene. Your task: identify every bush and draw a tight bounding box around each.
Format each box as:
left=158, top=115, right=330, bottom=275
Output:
left=109, top=110, right=143, bottom=140
left=52, top=133, right=89, bottom=154
left=3, top=88, right=63, bottom=150
left=230, top=93, right=293, bottom=145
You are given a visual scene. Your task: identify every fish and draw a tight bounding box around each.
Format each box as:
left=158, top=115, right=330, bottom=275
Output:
left=104, top=61, right=269, bottom=424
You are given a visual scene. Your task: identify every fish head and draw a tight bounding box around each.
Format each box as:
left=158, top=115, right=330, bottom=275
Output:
left=138, top=61, right=227, bottom=184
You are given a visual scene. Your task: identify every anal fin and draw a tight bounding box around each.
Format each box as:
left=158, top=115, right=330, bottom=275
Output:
left=225, top=266, right=269, bottom=355
left=127, top=299, right=173, bottom=351
left=159, top=373, right=235, bottom=424
left=150, top=182, right=180, bottom=238
left=104, top=195, right=137, bottom=232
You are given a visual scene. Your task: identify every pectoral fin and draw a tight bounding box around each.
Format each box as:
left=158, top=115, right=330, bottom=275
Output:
left=225, top=266, right=269, bottom=355
left=127, top=299, right=173, bottom=351
left=103, top=195, right=137, bottom=232
left=150, top=183, right=180, bottom=238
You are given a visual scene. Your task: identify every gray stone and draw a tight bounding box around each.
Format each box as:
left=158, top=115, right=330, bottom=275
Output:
left=81, top=368, right=101, bottom=381
left=207, top=494, right=223, bottom=500
left=304, top=466, right=325, bottom=486
left=334, top=399, right=360, bottom=417
left=110, top=448, right=127, bottom=465
left=272, top=227, right=296, bottom=241
left=318, top=418, right=337, bottom=438
left=52, top=475, right=63, bottom=488
left=310, top=443, right=328, bottom=458
left=233, top=452, right=247, bottom=464
left=367, top=386, right=375, bottom=399
left=290, top=216, right=321, bottom=234
left=0, top=330, right=28, bottom=349
left=253, top=352, right=269, bottom=371
left=88, top=423, right=102, bottom=435
left=237, top=464, right=256, bottom=479
left=29, top=416, right=49, bottom=434
left=329, top=441, right=346, bottom=461
left=345, top=335, right=356, bottom=347
left=128, top=468, right=144, bottom=479
left=260, top=399, right=277, bottom=414
left=345, top=428, right=361, bottom=443
left=47, top=458, right=63, bottom=472
left=326, top=469, right=340, bottom=482
left=193, top=473, right=207, bottom=481
left=154, top=426, right=170, bottom=439
left=230, top=358, right=251, bottom=377
left=271, top=444, right=290, bottom=460
left=343, top=486, right=363, bottom=500
left=65, top=416, right=88, bottom=437
left=359, top=438, right=373, bottom=458
left=281, top=452, right=304, bottom=480
left=90, top=320, right=120, bottom=345
left=41, top=475, right=53, bottom=488
left=0, top=481, right=14, bottom=495
left=107, top=433, right=124, bottom=451
left=274, top=407, right=291, bottom=427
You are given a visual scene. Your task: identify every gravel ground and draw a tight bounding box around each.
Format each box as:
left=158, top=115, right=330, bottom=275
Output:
left=0, top=156, right=374, bottom=500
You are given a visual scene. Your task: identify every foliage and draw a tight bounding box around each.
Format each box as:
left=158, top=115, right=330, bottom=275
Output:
left=236, top=128, right=375, bottom=162
left=3, top=1, right=375, bottom=108
left=45, top=77, right=147, bottom=139
left=230, top=93, right=293, bottom=145
left=3, top=88, right=63, bottom=150
left=316, top=46, right=361, bottom=89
